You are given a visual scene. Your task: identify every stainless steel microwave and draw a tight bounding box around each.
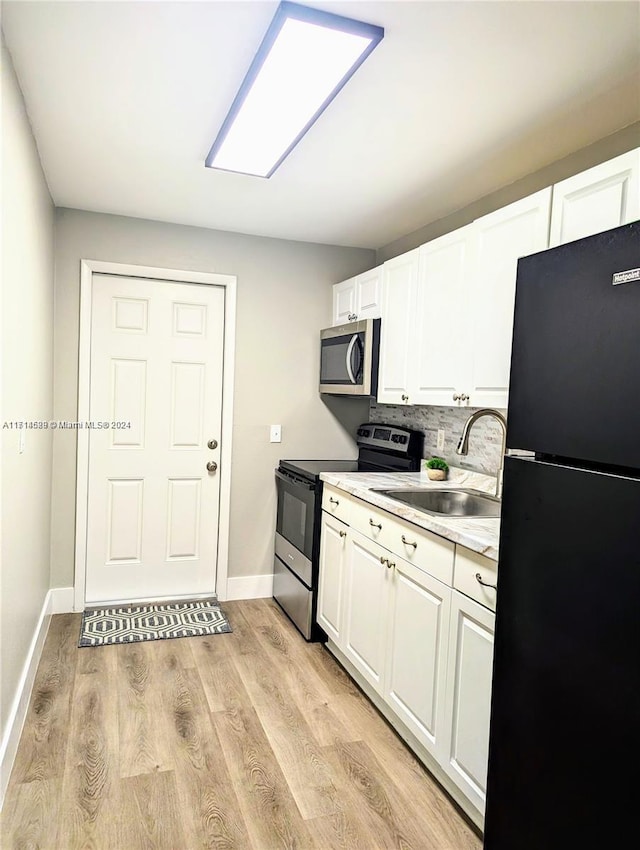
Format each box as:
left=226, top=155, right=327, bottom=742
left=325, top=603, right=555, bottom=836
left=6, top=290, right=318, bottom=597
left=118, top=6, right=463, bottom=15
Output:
left=319, top=318, right=380, bottom=396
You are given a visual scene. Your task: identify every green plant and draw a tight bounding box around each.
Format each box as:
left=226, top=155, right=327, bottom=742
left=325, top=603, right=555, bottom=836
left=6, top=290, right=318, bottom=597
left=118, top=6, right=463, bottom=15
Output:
left=426, top=456, right=449, bottom=471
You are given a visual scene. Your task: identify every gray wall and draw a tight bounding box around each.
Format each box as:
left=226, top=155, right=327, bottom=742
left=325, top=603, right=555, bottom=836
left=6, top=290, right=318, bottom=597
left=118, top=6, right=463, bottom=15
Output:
left=51, top=210, right=373, bottom=589
left=1, top=40, right=55, bottom=740
left=377, top=122, right=640, bottom=263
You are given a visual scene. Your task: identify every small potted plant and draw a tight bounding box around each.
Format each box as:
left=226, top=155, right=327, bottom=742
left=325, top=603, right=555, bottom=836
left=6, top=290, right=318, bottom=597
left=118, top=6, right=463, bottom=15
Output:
left=426, top=456, right=449, bottom=481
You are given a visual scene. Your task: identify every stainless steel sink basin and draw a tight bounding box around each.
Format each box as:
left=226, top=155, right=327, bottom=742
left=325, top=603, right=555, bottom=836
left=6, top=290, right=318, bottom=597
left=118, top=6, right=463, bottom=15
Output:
left=373, top=488, right=501, bottom=517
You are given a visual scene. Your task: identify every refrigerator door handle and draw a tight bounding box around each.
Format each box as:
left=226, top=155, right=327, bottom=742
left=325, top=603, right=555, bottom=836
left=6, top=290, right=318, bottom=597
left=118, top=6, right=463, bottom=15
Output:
left=475, top=572, right=497, bottom=590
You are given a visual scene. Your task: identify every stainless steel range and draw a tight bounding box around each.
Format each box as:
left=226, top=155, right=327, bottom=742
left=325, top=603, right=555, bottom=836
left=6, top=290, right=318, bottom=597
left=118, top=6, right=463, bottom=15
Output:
left=273, top=423, right=424, bottom=641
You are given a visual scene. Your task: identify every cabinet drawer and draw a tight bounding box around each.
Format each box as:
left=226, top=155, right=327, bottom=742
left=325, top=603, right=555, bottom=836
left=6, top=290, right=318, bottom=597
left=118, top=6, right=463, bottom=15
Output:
left=349, top=498, right=394, bottom=549
left=454, top=547, right=498, bottom=612
left=322, top=485, right=351, bottom=524
left=384, top=514, right=454, bottom=586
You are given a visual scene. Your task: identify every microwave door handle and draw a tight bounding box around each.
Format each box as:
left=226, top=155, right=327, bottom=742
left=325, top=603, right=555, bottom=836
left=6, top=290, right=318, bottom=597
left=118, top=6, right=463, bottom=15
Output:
left=346, top=335, right=358, bottom=383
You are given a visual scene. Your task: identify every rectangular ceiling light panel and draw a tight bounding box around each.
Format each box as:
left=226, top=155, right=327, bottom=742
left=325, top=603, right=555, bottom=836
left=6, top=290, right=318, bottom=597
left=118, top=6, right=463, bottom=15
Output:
left=206, top=2, right=384, bottom=178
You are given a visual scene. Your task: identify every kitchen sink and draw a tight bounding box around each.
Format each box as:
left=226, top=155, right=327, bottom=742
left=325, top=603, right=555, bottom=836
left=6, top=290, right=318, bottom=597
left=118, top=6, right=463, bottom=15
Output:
left=372, top=487, right=501, bottom=518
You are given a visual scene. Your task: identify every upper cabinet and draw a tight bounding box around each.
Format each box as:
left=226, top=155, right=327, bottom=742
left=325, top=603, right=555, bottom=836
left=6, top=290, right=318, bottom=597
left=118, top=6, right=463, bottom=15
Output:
left=412, top=225, right=475, bottom=407
left=332, top=265, right=383, bottom=325
left=549, top=149, right=640, bottom=247
left=468, top=187, right=552, bottom=409
left=377, top=249, right=420, bottom=404
left=378, top=189, right=551, bottom=409
left=339, top=148, right=638, bottom=407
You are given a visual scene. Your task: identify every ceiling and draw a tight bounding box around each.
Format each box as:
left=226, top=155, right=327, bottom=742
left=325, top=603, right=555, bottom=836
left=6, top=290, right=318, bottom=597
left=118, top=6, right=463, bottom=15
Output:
left=2, top=1, right=639, bottom=250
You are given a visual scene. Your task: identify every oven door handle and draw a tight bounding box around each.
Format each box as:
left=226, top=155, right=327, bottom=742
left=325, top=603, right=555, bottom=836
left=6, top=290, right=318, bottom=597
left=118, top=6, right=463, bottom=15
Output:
left=275, top=469, right=315, bottom=491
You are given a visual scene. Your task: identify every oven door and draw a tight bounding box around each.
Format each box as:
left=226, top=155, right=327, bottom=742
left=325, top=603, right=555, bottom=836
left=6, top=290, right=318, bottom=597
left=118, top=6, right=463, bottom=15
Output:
left=275, top=469, right=316, bottom=572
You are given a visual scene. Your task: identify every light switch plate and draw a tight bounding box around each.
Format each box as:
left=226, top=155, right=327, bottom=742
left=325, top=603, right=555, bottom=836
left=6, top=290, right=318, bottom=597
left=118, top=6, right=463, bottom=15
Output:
left=270, top=424, right=282, bottom=443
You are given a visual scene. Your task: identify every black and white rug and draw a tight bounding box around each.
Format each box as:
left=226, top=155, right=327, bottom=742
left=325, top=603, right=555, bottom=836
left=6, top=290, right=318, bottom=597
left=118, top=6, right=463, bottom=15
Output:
left=78, top=598, right=232, bottom=647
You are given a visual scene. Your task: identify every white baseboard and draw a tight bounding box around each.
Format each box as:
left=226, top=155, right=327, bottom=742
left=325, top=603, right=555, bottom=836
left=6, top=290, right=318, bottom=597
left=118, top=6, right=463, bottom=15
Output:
left=224, top=573, right=274, bottom=601
left=49, top=586, right=75, bottom=614
left=0, top=590, right=52, bottom=809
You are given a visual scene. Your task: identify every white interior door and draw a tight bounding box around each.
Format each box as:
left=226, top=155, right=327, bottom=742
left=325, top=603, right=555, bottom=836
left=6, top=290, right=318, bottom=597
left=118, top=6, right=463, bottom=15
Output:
left=84, top=274, right=225, bottom=604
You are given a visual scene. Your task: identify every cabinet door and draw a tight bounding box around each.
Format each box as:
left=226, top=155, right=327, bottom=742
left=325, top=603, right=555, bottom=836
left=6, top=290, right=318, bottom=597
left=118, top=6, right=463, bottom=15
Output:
left=469, top=188, right=551, bottom=409
left=377, top=248, right=419, bottom=404
left=343, top=530, right=391, bottom=694
left=549, top=148, right=640, bottom=247
left=317, top=512, right=348, bottom=645
left=442, top=591, right=495, bottom=814
left=355, top=266, right=383, bottom=320
left=412, top=226, right=474, bottom=406
left=385, top=558, right=451, bottom=760
left=332, top=277, right=356, bottom=325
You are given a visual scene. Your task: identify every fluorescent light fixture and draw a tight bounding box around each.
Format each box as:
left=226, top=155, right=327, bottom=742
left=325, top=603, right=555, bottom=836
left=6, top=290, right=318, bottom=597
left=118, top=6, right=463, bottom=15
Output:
left=205, top=1, right=384, bottom=178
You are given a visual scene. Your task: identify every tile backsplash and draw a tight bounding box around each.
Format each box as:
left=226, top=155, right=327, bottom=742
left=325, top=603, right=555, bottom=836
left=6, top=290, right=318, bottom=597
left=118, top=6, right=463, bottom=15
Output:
left=369, top=401, right=507, bottom=476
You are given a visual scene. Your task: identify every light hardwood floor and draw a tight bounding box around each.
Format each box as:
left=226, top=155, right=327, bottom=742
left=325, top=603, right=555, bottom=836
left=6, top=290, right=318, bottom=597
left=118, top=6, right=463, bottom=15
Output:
left=1, top=598, right=482, bottom=850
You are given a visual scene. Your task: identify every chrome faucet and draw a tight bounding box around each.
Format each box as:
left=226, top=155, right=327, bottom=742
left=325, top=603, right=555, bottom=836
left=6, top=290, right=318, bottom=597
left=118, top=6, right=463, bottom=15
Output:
left=456, top=408, right=508, bottom=498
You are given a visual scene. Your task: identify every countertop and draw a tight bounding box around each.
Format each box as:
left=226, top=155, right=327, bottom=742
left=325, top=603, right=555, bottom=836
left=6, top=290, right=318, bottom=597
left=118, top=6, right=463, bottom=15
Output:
left=320, top=466, right=501, bottom=561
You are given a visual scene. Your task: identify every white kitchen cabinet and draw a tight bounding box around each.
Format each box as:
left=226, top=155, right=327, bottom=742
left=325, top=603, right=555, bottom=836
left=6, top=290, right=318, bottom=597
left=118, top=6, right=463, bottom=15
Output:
left=332, top=266, right=383, bottom=325
left=441, top=589, right=495, bottom=814
left=468, top=187, right=552, bottom=409
left=382, top=189, right=550, bottom=409
left=377, top=248, right=420, bottom=403
left=317, top=488, right=498, bottom=827
left=343, top=529, right=391, bottom=694
left=317, top=512, right=349, bottom=645
left=549, top=148, right=640, bottom=248
left=384, top=556, right=451, bottom=760
left=332, top=276, right=356, bottom=325
left=412, top=225, right=475, bottom=406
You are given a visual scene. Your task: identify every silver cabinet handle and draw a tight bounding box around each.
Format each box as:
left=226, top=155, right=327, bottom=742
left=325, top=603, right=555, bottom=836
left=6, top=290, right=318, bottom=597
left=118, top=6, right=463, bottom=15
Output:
left=401, top=393, right=409, bottom=402
left=369, top=518, right=382, bottom=530
left=453, top=393, right=461, bottom=401
left=206, top=461, right=217, bottom=473
left=475, top=572, right=497, bottom=590
left=329, top=497, right=339, bottom=505
left=460, top=394, right=469, bottom=402
left=379, top=556, right=395, bottom=569
left=339, top=530, right=346, bottom=538
left=401, top=535, right=417, bottom=549
left=207, top=439, right=218, bottom=450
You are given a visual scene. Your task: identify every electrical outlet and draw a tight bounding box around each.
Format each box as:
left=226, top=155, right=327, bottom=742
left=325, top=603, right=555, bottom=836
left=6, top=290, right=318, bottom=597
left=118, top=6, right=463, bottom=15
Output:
left=437, top=429, right=445, bottom=452
left=270, top=424, right=282, bottom=443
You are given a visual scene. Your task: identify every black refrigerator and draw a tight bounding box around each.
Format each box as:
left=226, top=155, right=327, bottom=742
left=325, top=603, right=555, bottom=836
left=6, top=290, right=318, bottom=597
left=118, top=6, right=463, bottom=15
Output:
left=483, top=221, right=640, bottom=848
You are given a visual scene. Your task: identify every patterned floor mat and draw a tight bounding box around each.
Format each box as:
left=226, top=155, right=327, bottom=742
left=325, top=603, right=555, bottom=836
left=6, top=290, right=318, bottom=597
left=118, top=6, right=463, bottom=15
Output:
left=78, top=598, right=232, bottom=646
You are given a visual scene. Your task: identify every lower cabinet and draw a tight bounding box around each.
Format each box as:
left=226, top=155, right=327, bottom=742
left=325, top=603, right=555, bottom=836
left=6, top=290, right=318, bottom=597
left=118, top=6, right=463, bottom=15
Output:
left=343, top=531, right=390, bottom=694
left=318, top=497, right=496, bottom=827
left=384, top=553, right=451, bottom=761
left=441, top=590, right=495, bottom=814
left=317, top=512, right=348, bottom=644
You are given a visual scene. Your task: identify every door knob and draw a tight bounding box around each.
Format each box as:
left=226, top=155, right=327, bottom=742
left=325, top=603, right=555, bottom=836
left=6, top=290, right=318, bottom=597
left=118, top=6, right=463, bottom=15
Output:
left=207, top=439, right=218, bottom=450
left=206, top=461, right=218, bottom=473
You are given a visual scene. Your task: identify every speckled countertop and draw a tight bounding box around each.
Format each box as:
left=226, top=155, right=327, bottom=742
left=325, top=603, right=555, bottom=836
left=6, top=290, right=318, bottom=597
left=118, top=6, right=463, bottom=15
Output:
left=320, top=467, right=501, bottom=561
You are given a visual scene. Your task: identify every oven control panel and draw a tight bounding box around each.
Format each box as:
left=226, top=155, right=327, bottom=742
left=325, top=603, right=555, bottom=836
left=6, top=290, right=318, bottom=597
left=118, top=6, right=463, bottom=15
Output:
left=356, top=423, right=422, bottom=456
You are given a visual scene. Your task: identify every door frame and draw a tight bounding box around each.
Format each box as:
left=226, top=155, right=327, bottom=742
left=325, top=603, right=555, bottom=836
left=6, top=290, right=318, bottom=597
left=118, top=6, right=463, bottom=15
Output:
left=74, top=259, right=237, bottom=611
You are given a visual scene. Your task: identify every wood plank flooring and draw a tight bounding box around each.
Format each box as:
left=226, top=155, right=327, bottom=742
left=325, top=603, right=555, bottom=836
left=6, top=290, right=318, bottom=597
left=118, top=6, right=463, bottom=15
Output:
left=1, top=598, right=482, bottom=850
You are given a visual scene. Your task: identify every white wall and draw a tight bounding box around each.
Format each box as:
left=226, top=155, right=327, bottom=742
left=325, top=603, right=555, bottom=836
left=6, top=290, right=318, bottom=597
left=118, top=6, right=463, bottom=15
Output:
left=0, top=39, right=55, bottom=739
left=51, top=209, right=373, bottom=590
